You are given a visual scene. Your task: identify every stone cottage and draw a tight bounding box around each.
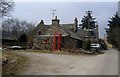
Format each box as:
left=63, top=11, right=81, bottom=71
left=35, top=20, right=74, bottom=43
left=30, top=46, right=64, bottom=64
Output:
left=33, top=16, right=99, bottom=50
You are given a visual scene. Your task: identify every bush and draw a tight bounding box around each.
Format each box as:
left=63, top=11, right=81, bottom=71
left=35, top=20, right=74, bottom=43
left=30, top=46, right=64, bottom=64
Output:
left=84, top=41, right=91, bottom=50
left=2, top=51, right=27, bottom=75
left=99, top=39, right=108, bottom=50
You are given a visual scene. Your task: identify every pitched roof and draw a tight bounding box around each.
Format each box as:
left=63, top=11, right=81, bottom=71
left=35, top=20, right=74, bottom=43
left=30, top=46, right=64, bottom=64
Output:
left=45, top=25, right=69, bottom=36
left=60, top=24, right=74, bottom=30
left=2, top=32, right=18, bottom=40
left=34, top=19, right=83, bottom=40
left=33, top=21, right=50, bottom=35
left=67, top=30, right=83, bottom=40
left=77, top=29, right=87, bottom=38
left=77, top=28, right=98, bottom=38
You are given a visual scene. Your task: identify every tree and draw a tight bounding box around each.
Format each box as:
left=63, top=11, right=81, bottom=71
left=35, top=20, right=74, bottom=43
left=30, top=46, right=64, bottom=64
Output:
left=2, top=18, right=35, bottom=47
left=19, top=34, right=28, bottom=47
left=2, top=18, right=35, bottom=35
left=106, top=12, right=120, bottom=50
left=108, top=13, right=120, bottom=29
left=84, top=40, right=91, bottom=50
left=98, top=39, right=108, bottom=50
left=80, top=11, right=97, bottom=29
left=19, top=34, right=27, bottom=42
left=0, top=0, right=15, bottom=18
left=2, top=18, right=20, bottom=38
left=19, top=20, right=35, bottom=34
left=19, top=20, right=35, bottom=47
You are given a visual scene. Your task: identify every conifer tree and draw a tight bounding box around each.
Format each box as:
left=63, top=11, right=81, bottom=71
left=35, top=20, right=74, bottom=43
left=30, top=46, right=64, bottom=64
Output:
left=80, top=11, right=96, bottom=29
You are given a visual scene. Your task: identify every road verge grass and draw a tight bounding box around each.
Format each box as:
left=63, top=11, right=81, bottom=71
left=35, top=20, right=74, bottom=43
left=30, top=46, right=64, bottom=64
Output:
left=14, top=49, right=104, bottom=56
left=2, top=50, right=28, bottom=76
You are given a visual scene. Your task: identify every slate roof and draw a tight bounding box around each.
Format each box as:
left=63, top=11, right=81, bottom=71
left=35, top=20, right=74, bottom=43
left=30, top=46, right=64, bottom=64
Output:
left=77, top=28, right=98, bottom=38
left=67, top=30, right=83, bottom=40
left=60, top=24, right=74, bottom=30
left=59, top=25, right=83, bottom=40
left=2, top=32, right=18, bottom=40
left=77, top=29, right=87, bottom=38
left=33, top=21, right=50, bottom=36
left=41, top=24, right=83, bottom=40
left=34, top=19, right=84, bottom=40
left=44, top=25, right=69, bottom=36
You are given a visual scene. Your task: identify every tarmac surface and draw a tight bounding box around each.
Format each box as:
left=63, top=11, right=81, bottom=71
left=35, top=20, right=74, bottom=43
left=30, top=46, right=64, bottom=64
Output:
left=16, top=48, right=118, bottom=75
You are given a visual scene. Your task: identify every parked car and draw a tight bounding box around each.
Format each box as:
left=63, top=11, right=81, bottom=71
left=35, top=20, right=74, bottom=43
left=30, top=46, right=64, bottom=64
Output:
left=90, top=43, right=102, bottom=52
left=0, top=47, right=2, bottom=50
left=0, top=47, right=7, bottom=51
left=9, top=46, right=26, bottom=50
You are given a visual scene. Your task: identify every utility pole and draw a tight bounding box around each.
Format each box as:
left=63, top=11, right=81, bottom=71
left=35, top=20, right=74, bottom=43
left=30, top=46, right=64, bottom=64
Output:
left=50, top=9, right=56, bottom=19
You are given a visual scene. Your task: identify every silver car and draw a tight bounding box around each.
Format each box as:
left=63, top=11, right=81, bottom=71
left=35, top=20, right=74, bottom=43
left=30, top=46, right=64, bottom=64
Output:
left=90, top=43, right=102, bottom=52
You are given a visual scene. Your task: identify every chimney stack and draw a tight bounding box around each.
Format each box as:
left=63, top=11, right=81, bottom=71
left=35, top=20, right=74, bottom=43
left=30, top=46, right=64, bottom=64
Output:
left=52, top=16, right=60, bottom=26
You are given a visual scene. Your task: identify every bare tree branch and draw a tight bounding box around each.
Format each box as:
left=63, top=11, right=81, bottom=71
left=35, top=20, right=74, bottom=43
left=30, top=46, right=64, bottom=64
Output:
left=0, top=0, right=15, bottom=18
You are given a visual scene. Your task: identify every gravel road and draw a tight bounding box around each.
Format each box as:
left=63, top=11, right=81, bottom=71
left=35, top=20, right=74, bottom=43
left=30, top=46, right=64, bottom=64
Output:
left=15, top=48, right=118, bottom=75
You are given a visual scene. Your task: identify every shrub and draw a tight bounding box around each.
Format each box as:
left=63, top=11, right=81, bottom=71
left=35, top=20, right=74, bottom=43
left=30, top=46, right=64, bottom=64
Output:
left=84, top=41, right=91, bottom=50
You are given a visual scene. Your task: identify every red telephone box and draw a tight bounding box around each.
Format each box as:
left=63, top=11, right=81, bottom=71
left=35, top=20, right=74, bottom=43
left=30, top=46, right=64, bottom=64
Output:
left=52, top=33, right=62, bottom=51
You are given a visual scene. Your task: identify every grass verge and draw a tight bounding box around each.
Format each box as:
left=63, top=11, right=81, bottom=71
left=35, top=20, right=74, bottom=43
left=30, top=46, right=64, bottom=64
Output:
left=2, top=50, right=28, bottom=76
left=14, top=49, right=104, bottom=56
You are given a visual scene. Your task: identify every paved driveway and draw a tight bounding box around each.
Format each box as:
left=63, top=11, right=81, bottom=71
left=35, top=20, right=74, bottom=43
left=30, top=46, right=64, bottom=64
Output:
left=16, top=48, right=118, bottom=75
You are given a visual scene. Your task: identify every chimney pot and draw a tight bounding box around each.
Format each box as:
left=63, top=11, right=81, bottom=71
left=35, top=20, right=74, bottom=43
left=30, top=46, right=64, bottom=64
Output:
left=55, top=16, right=57, bottom=19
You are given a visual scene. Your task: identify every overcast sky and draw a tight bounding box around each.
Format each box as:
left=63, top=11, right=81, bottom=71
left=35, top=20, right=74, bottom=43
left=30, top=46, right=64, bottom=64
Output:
left=11, top=0, right=119, bottom=38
